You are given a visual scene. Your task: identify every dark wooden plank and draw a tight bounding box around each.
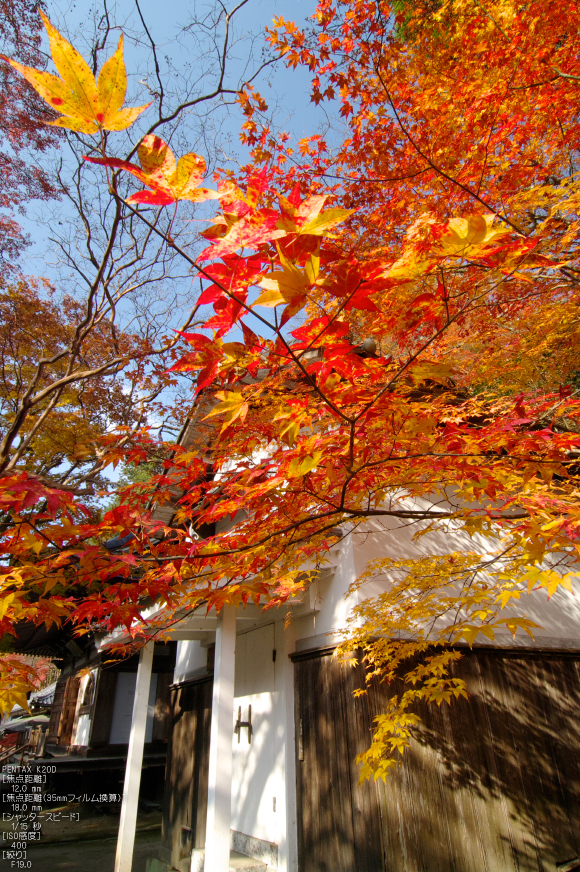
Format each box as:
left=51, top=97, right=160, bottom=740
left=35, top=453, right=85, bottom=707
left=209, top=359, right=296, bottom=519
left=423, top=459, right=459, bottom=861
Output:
left=296, top=647, right=580, bottom=872
left=47, top=678, right=67, bottom=743
left=305, top=655, right=327, bottom=872
left=152, top=672, right=172, bottom=742
left=342, top=657, right=384, bottom=872
left=193, top=679, right=213, bottom=848
left=295, top=658, right=306, bottom=869
left=405, top=689, right=457, bottom=872
left=529, top=654, right=580, bottom=866
left=554, top=657, right=580, bottom=860
left=479, top=651, right=543, bottom=870
left=363, top=672, right=413, bottom=872
left=58, top=675, right=81, bottom=746
left=441, top=651, right=509, bottom=872
left=295, top=655, right=319, bottom=872
left=162, top=678, right=213, bottom=866
left=467, top=651, right=526, bottom=871
left=433, top=674, right=486, bottom=872
left=294, top=647, right=580, bottom=872
left=513, top=655, right=571, bottom=870
left=369, top=666, right=456, bottom=872
left=161, top=685, right=176, bottom=854
left=326, top=656, right=357, bottom=872
left=164, top=684, right=196, bottom=866
left=297, top=653, right=368, bottom=871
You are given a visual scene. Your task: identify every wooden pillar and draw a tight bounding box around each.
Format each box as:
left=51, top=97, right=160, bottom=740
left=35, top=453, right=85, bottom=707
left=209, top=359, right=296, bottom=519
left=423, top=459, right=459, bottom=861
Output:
left=114, top=640, right=154, bottom=872
left=203, top=605, right=237, bottom=872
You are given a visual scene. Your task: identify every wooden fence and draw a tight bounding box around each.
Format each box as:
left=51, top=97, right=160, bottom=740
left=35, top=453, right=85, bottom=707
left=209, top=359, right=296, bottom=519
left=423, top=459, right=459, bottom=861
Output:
left=294, top=647, right=580, bottom=872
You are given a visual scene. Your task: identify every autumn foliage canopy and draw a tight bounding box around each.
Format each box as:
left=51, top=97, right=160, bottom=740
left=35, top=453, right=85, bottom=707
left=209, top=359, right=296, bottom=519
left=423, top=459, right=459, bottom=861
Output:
left=0, top=0, right=579, bottom=776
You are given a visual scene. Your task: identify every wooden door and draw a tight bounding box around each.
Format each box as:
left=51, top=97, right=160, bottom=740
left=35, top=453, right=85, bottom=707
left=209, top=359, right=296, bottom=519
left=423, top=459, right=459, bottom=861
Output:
left=47, top=677, right=67, bottom=743
left=162, top=678, right=212, bottom=869
left=294, top=649, right=580, bottom=872
left=295, top=651, right=382, bottom=872
left=58, top=675, right=81, bottom=746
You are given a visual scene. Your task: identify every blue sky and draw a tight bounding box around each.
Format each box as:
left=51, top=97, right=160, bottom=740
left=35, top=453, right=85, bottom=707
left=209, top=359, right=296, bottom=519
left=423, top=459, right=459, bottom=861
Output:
left=6, top=0, right=343, bottom=471
left=19, top=0, right=334, bottom=280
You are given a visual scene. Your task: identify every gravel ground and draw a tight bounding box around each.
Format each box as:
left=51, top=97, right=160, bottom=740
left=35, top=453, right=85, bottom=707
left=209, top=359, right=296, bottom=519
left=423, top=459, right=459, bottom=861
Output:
left=19, top=828, right=162, bottom=872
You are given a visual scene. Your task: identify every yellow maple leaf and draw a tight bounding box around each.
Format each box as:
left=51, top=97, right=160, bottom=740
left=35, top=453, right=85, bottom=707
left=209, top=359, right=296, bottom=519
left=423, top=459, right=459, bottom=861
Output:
left=287, top=451, right=323, bottom=477
left=86, top=135, right=222, bottom=205
left=1, top=12, right=150, bottom=134
left=203, top=390, right=249, bottom=434
left=0, top=593, right=16, bottom=621
left=255, top=248, right=319, bottom=307
left=440, top=214, right=510, bottom=256
left=298, top=207, right=355, bottom=236
left=253, top=286, right=286, bottom=307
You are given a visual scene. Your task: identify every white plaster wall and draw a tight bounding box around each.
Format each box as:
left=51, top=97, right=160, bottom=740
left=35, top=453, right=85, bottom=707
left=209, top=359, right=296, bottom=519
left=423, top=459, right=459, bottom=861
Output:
left=174, top=621, right=297, bottom=869
left=174, top=640, right=208, bottom=683
left=109, top=672, right=158, bottom=744
left=231, top=624, right=276, bottom=842
left=350, top=513, right=580, bottom=646
left=230, top=620, right=297, bottom=870
left=231, top=690, right=277, bottom=841
left=289, top=506, right=580, bottom=650
left=74, top=713, right=91, bottom=746
left=290, top=533, right=358, bottom=648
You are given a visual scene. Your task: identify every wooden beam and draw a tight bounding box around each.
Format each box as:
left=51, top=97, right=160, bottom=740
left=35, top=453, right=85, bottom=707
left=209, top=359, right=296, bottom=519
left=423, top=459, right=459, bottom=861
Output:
left=168, top=630, right=216, bottom=641
left=202, top=605, right=237, bottom=872
left=114, top=640, right=154, bottom=872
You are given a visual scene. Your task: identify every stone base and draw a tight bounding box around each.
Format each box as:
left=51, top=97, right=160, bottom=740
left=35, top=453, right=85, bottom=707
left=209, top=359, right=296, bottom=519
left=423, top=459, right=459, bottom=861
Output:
left=150, top=829, right=278, bottom=872
left=190, top=849, right=267, bottom=872
left=231, top=831, right=278, bottom=870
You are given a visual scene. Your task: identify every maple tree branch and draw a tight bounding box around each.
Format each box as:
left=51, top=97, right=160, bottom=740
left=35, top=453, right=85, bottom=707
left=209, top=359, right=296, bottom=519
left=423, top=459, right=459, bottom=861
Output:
left=352, top=255, right=536, bottom=427
left=127, top=0, right=262, bottom=159
left=8, top=384, right=68, bottom=469
left=115, top=195, right=354, bottom=425
left=0, top=218, right=123, bottom=466
left=326, top=169, right=429, bottom=184
left=508, top=76, right=559, bottom=91
left=134, top=0, right=165, bottom=116
left=476, top=75, right=515, bottom=197
left=91, top=2, right=113, bottom=75
left=552, top=68, right=580, bottom=82
left=217, top=0, right=249, bottom=93
left=136, top=502, right=530, bottom=566
left=0, top=117, right=214, bottom=478
left=440, top=268, right=450, bottom=323
left=301, top=280, right=363, bottom=356
left=372, top=60, right=524, bottom=236
left=1, top=359, right=125, bottom=472
left=471, top=0, right=510, bottom=41
left=0, top=286, right=202, bottom=477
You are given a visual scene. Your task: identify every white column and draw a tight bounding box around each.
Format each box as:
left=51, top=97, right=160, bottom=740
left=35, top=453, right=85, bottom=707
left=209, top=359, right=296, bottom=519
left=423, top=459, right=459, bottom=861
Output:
left=274, top=618, right=299, bottom=872
left=203, top=605, right=237, bottom=872
left=114, top=640, right=154, bottom=872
